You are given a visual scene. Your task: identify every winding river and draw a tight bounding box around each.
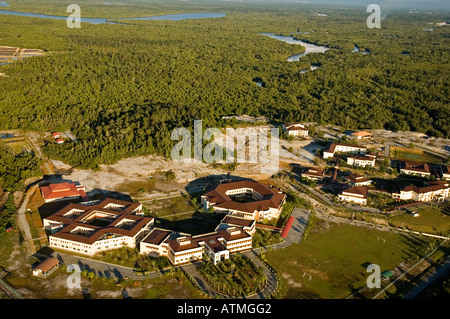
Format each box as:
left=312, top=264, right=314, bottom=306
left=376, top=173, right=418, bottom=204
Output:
left=260, top=33, right=329, bottom=61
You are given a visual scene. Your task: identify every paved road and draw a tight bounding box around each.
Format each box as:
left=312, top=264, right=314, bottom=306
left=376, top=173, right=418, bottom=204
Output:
left=243, top=250, right=278, bottom=299
left=253, top=208, right=311, bottom=254
left=16, top=184, right=40, bottom=255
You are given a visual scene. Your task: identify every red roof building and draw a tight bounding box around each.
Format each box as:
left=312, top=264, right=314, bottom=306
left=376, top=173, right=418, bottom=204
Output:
left=200, top=181, right=286, bottom=221
left=40, top=182, right=88, bottom=203
left=43, top=198, right=154, bottom=256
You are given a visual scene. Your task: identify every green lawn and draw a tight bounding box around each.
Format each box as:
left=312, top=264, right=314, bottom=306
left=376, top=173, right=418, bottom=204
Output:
left=389, top=206, right=450, bottom=235
left=144, top=196, right=195, bottom=218
left=265, top=217, right=433, bottom=299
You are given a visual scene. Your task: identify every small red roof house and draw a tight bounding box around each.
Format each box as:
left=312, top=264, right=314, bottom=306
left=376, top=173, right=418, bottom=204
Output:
left=40, top=182, right=88, bottom=203
left=302, top=167, right=325, bottom=180
left=56, top=138, right=64, bottom=144
left=351, top=131, right=373, bottom=140
left=344, top=173, right=372, bottom=186
left=52, top=132, right=61, bottom=138
left=32, top=257, right=59, bottom=278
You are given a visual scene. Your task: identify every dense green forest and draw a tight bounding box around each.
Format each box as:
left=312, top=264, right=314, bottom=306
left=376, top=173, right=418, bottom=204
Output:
left=0, top=147, right=41, bottom=191
left=0, top=1, right=448, bottom=169
left=0, top=193, right=16, bottom=237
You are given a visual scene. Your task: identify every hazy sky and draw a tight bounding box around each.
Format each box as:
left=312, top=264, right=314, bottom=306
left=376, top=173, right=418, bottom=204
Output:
left=281, top=0, right=450, bottom=10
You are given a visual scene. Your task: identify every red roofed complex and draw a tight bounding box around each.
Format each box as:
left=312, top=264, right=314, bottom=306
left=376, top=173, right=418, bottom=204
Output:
left=201, top=181, right=286, bottom=221
left=140, top=221, right=253, bottom=265
left=43, top=198, right=154, bottom=256
left=40, top=182, right=88, bottom=203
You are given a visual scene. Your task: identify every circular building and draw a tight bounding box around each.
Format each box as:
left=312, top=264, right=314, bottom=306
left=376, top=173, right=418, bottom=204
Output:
left=200, top=181, right=286, bottom=221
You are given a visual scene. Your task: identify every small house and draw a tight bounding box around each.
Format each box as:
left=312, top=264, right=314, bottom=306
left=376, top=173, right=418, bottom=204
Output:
left=32, top=258, right=59, bottom=278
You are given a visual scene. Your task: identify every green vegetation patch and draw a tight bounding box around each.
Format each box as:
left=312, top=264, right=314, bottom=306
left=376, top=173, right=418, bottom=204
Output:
left=144, top=196, right=195, bottom=218
left=389, top=205, right=450, bottom=235
left=199, top=254, right=265, bottom=297
left=265, top=217, right=433, bottom=299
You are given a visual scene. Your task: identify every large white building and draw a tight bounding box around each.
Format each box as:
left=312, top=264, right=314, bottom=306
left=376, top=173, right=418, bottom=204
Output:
left=140, top=214, right=255, bottom=265
left=338, top=186, right=368, bottom=205
left=347, top=155, right=376, bottom=168
left=392, top=181, right=449, bottom=202
left=43, top=199, right=154, bottom=256
left=323, top=143, right=367, bottom=159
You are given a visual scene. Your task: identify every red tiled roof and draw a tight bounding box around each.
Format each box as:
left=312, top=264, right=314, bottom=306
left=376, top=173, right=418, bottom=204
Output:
left=345, top=173, right=371, bottom=184
left=341, top=186, right=368, bottom=198
left=142, top=228, right=172, bottom=245
left=45, top=199, right=152, bottom=245
left=351, top=131, right=372, bottom=137
left=302, top=167, right=324, bottom=177
left=401, top=161, right=430, bottom=173
left=202, top=181, right=286, bottom=214
left=402, top=181, right=448, bottom=194
left=34, top=258, right=59, bottom=273
left=221, top=215, right=255, bottom=228
left=41, top=182, right=86, bottom=201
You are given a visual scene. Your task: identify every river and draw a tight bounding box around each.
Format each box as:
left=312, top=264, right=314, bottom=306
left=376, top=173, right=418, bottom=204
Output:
left=260, top=33, right=329, bottom=61
left=0, top=10, right=226, bottom=24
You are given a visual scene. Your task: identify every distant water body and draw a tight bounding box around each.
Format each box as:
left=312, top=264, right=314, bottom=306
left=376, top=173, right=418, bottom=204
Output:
left=0, top=10, right=226, bottom=24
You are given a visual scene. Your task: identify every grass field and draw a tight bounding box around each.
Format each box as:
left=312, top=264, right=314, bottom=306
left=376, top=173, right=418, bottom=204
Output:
left=265, top=217, right=434, bottom=299
left=390, top=147, right=440, bottom=164
left=144, top=195, right=195, bottom=218
left=388, top=205, right=450, bottom=235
